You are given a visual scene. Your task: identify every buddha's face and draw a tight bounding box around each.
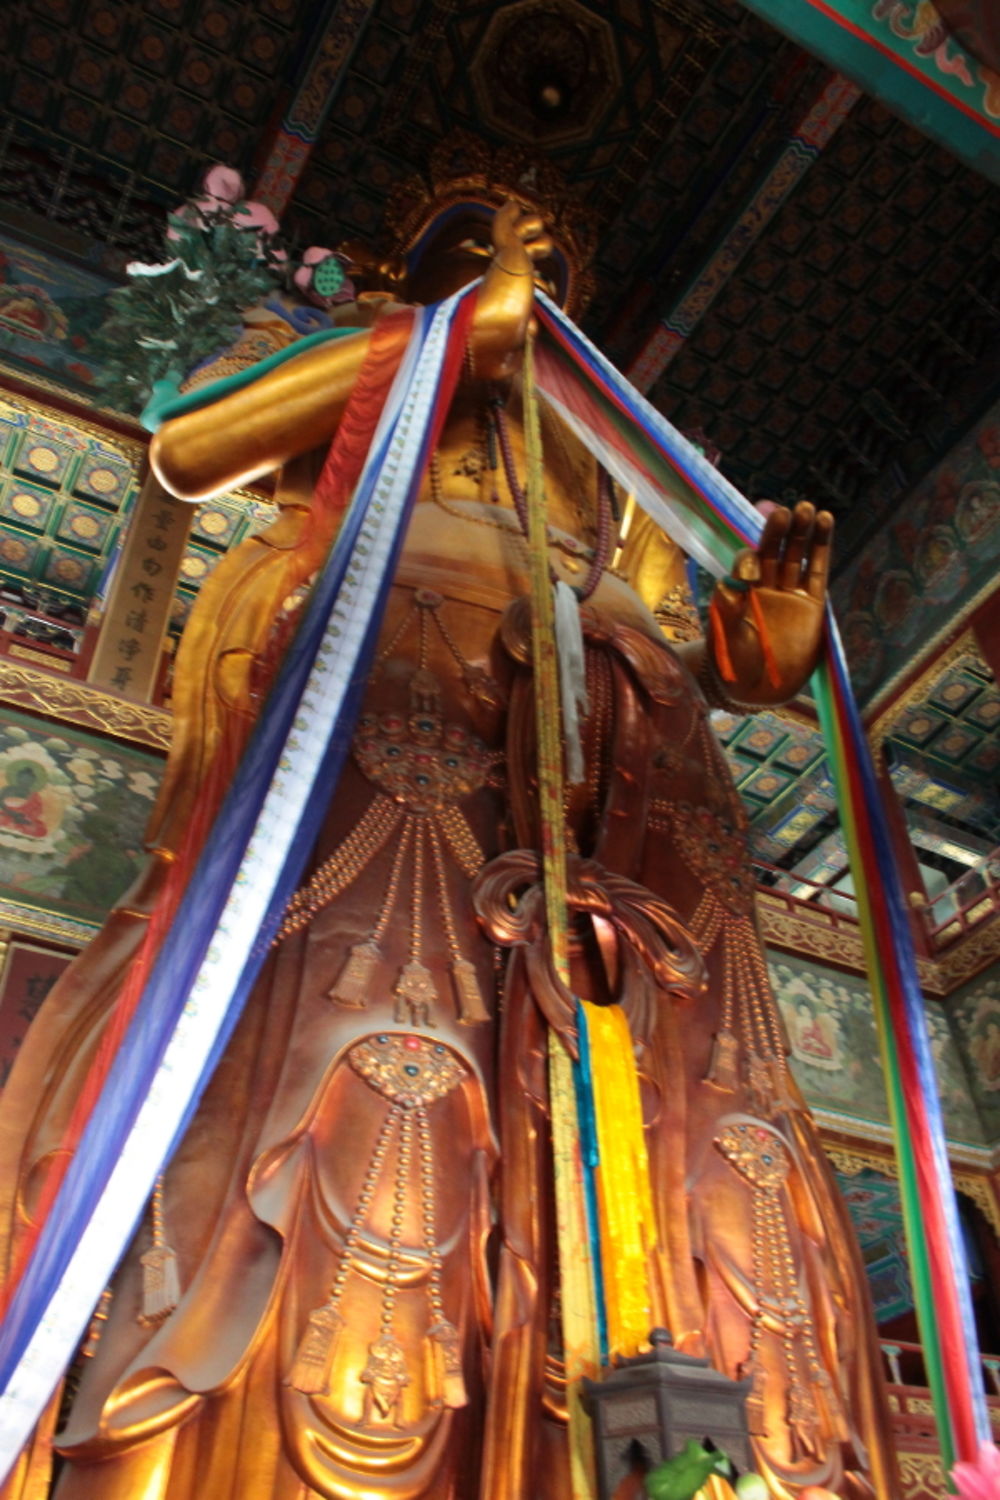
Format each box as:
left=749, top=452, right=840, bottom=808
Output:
left=404, top=203, right=566, bottom=306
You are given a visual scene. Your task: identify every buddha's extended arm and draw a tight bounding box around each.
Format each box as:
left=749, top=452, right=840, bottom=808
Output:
left=151, top=202, right=546, bottom=501
left=150, top=330, right=372, bottom=500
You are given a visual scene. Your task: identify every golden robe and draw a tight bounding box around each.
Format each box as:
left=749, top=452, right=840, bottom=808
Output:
left=0, top=389, right=898, bottom=1500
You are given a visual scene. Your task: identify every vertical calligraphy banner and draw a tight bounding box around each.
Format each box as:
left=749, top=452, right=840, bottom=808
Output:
left=0, top=941, right=73, bottom=1092
left=87, top=473, right=193, bottom=702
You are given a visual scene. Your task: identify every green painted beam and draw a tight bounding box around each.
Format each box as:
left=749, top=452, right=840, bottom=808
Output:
left=737, top=0, right=1000, bottom=183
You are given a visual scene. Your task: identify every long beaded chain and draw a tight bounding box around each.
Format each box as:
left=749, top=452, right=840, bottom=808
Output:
left=696, top=901, right=793, bottom=1115
left=716, top=1121, right=845, bottom=1459
left=286, top=1038, right=470, bottom=1418
left=360, top=1106, right=413, bottom=1424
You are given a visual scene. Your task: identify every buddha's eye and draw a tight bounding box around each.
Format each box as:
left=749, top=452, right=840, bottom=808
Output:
left=458, top=237, right=490, bottom=252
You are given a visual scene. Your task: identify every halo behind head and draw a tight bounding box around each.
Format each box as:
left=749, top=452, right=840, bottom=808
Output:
left=383, top=131, right=596, bottom=313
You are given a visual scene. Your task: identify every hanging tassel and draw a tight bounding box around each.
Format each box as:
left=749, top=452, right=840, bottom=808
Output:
left=706, top=1029, right=740, bottom=1089
left=787, top=1379, right=822, bottom=1459
left=749, top=588, right=782, bottom=690
left=428, top=1319, right=468, bottom=1409
left=139, top=1175, right=180, bottom=1327
left=361, top=1334, right=410, bottom=1422
left=554, top=579, right=589, bottom=785
left=742, top=1360, right=769, bottom=1437
left=394, top=959, right=438, bottom=1024
left=139, top=1244, right=181, bottom=1327
left=708, top=595, right=737, bottom=683
left=285, top=1303, right=343, bottom=1394
left=81, top=1288, right=113, bottom=1358
left=409, top=666, right=440, bottom=713
left=328, top=939, right=380, bottom=1006
left=450, top=957, right=490, bottom=1024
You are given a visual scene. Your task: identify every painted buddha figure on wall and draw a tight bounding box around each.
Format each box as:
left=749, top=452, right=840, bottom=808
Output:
left=0, top=145, right=898, bottom=1500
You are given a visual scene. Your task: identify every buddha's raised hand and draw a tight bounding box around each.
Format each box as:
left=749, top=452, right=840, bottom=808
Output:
left=470, top=202, right=554, bottom=380
left=707, top=500, right=834, bottom=707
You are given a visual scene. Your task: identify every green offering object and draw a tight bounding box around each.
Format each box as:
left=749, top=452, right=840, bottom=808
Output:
left=645, top=1439, right=736, bottom=1500
left=312, top=255, right=346, bottom=299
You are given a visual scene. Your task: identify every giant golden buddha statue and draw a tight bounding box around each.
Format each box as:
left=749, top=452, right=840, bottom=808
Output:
left=0, top=153, right=898, bottom=1500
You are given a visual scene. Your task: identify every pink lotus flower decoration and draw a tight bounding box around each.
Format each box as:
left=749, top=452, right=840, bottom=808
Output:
left=201, top=164, right=244, bottom=207
left=953, top=1442, right=1000, bottom=1500
left=166, top=165, right=284, bottom=258
left=232, top=199, right=280, bottom=237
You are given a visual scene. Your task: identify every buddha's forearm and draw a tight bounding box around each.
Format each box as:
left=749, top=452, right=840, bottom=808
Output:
left=150, top=329, right=372, bottom=501
left=469, top=260, right=536, bottom=381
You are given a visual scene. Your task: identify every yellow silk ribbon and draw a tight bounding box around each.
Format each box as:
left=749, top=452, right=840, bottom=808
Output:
left=583, top=1000, right=657, bottom=1358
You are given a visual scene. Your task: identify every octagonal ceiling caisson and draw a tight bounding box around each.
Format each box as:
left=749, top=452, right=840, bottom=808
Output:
left=468, top=0, right=621, bottom=148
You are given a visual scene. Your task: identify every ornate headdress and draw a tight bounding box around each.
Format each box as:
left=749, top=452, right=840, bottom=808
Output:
left=382, top=131, right=597, bottom=311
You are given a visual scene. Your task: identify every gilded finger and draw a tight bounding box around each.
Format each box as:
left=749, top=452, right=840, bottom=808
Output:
left=779, top=500, right=815, bottom=591
left=806, top=509, right=835, bottom=599
left=757, top=505, right=790, bottom=590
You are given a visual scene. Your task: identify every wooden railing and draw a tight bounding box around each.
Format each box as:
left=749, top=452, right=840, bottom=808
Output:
left=753, top=861, right=860, bottom=926
left=755, top=847, right=1000, bottom=954
left=881, top=1338, right=1000, bottom=1398
left=922, top=847, right=1000, bottom=947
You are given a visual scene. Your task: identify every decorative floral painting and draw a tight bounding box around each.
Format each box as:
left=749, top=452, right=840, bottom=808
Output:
left=0, top=233, right=116, bottom=393
left=767, top=952, right=985, bottom=1145
left=0, top=707, right=163, bottom=927
left=834, top=1167, right=915, bottom=1323
left=871, top=0, right=1000, bottom=119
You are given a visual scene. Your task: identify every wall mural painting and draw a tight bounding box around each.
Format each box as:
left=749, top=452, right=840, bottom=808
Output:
left=0, top=940, right=71, bottom=1090
left=833, top=404, right=1000, bottom=703
left=949, top=969, right=1000, bottom=1142
left=0, top=232, right=117, bottom=393
left=767, top=952, right=986, bottom=1145
left=0, top=706, right=162, bottom=927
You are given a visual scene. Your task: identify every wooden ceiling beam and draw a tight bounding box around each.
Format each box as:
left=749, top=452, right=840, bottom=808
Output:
left=737, top=0, right=1000, bottom=186
left=626, top=69, right=860, bottom=393
left=253, top=0, right=379, bottom=217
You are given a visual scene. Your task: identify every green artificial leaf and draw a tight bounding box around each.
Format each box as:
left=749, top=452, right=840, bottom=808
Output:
left=92, top=209, right=283, bottom=415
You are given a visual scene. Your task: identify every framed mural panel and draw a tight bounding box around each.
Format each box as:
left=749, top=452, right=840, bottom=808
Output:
left=0, top=939, right=72, bottom=1090
left=767, top=950, right=987, bottom=1148
left=0, top=705, right=163, bottom=934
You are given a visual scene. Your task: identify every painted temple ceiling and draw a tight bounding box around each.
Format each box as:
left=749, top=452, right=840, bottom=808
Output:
left=0, top=0, right=998, bottom=900
left=0, top=394, right=270, bottom=638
